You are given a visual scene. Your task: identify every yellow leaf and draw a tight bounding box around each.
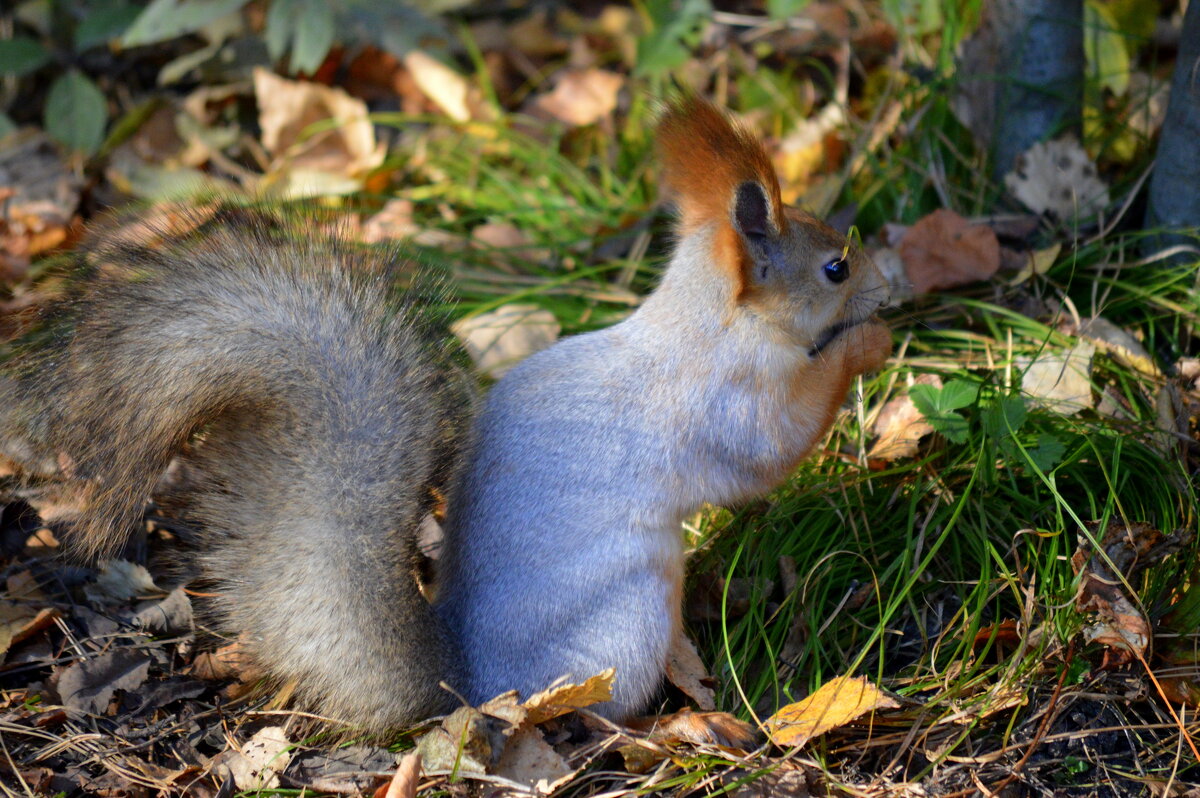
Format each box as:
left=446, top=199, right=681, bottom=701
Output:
left=764, top=675, right=899, bottom=747
left=1009, top=242, right=1062, bottom=286
left=522, top=668, right=615, bottom=724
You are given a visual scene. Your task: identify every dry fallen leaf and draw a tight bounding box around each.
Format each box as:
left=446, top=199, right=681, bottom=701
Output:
left=643, top=708, right=757, bottom=750
left=56, top=649, right=152, bottom=716
left=1008, top=243, right=1062, bottom=285
left=416, top=705, right=510, bottom=775
left=216, top=726, right=293, bottom=791
left=764, top=675, right=899, bottom=747
left=773, top=103, right=846, bottom=203
left=1004, top=137, right=1110, bottom=221
left=1018, top=341, right=1096, bottom=415
left=83, top=560, right=162, bottom=605
left=532, top=68, right=624, bottom=127
left=897, top=209, right=1001, bottom=294
left=522, top=667, right=615, bottom=725
left=1072, top=521, right=1160, bottom=667
left=492, top=726, right=575, bottom=792
left=665, top=633, right=716, bottom=711
left=452, top=304, right=561, bottom=378
left=0, top=604, right=59, bottom=661
left=379, top=751, right=421, bottom=798
left=868, top=374, right=941, bottom=462
left=189, top=638, right=260, bottom=682
left=361, top=199, right=421, bottom=244
left=254, top=67, right=384, bottom=183
left=0, top=130, right=84, bottom=280
left=403, top=50, right=475, bottom=123
left=1076, top=316, right=1160, bottom=378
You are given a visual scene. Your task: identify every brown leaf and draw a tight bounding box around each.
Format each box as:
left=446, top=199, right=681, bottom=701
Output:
left=190, top=638, right=260, bottom=682
left=361, top=199, right=421, bottom=244
left=0, top=603, right=59, bottom=660
left=897, top=209, right=1001, bottom=294
left=764, top=675, right=899, bottom=747
left=56, top=649, right=152, bottom=716
left=1072, top=521, right=1160, bottom=665
left=868, top=374, right=940, bottom=462
left=532, top=69, right=624, bottom=127
left=379, top=751, right=421, bottom=798
left=253, top=67, right=383, bottom=179
left=522, top=668, right=615, bottom=725
left=643, top=708, right=757, bottom=751
left=664, top=633, right=716, bottom=710
left=492, top=727, right=575, bottom=792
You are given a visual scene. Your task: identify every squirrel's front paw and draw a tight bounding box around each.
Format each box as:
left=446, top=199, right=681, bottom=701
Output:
left=637, top=708, right=759, bottom=751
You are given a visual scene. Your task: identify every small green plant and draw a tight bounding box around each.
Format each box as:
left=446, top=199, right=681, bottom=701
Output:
left=0, top=0, right=139, bottom=153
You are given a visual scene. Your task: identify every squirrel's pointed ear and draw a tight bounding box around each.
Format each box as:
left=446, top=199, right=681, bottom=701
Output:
left=733, top=182, right=776, bottom=240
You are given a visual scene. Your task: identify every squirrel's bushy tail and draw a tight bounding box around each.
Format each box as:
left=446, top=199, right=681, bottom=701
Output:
left=3, top=210, right=467, bottom=730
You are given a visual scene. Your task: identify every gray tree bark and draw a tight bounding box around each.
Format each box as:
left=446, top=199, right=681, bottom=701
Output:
left=1143, top=1, right=1200, bottom=260
left=991, top=0, right=1085, bottom=181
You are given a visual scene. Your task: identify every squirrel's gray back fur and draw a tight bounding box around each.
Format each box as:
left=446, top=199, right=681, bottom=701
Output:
left=1, top=211, right=466, bottom=731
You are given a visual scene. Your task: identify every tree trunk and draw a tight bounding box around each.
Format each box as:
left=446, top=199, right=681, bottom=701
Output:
left=991, top=0, right=1085, bottom=181
left=1143, top=1, right=1200, bottom=261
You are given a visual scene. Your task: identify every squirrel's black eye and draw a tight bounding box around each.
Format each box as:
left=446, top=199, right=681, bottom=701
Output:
left=823, top=258, right=849, bottom=284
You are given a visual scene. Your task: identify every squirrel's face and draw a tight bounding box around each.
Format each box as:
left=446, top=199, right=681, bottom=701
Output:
left=730, top=181, right=889, bottom=356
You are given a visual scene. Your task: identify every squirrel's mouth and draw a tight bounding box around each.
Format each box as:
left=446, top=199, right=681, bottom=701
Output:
left=808, top=318, right=865, bottom=357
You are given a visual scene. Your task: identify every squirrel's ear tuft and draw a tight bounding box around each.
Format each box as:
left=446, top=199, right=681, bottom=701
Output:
left=733, top=182, right=774, bottom=239
left=656, top=96, right=783, bottom=234
left=656, top=96, right=783, bottom=296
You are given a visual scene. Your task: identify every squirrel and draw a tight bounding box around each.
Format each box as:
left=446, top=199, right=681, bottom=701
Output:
left=0, top=97, right=890, bottom=735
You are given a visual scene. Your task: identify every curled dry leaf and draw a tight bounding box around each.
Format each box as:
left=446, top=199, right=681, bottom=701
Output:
left=189, top=637, right=261, bottom=682
left=665, top=633, right=716, bottom=710
left=1018, top=341, right=1096, bottom=416
left=254, top=67, right=384, bottom=180
left=764, top=675, right=899, bottom=747
left=0, top=604, right=59, bottom=661
left=403, top=51, right=478, bottom=123
left=897, top=209, right=1001, bottom=294
left=1075, top=316, right=1160, bottom=378
left=522, top=667, right=615, bottom=725
left=1008, top=243, right=1061, bottom=286
left=868, top=374, right=941, bottom=462
left=1072, top=521, right=1161, bottom=667
left=452, top=304, right=561, bottom=379
left=644, top=708, right=757, bottom=751
left=379, top=751, right=422, bottom=798
left=532, top=68, right=624, bottom=127
left=1004, top=137, right=1110, bottom=221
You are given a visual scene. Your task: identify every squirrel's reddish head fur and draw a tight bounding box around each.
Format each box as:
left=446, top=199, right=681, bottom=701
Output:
left=656, top=97, right=784, bottom=298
